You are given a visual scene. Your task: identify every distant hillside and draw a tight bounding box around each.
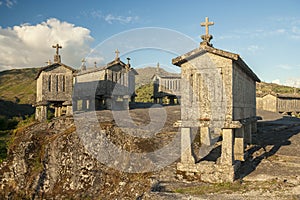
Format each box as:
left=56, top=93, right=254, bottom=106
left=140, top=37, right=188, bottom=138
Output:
left=135, top=67, right=179, bottom=89
left=256, top=82, right=299, bottom=96
left=0, top=68, right=38, bottom=104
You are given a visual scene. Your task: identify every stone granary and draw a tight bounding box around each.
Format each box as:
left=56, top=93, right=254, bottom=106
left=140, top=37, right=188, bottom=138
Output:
left=172, top=17, right=260, bottom=182
left=73, top=50, right=138, bottom=111
left=152, top=63, right=181, bottom=104
left=257, top=93, right=300, bottom=115
left=35, top=44, right=75, bottom=121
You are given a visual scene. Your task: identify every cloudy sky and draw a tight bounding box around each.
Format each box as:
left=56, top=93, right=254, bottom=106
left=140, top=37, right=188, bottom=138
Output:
left=0, top=0, right=300, bottom=87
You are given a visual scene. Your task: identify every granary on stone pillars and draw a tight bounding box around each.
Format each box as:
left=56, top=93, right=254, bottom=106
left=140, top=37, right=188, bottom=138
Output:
left=73, top=49, right=138, bottom=111
left=256, top=93, right=300, bottom=115
left=152, top=63, right=181, bottom=104
left=172, top=17, right=261, bottom=183
left=35, top=44, right=75, bottom=121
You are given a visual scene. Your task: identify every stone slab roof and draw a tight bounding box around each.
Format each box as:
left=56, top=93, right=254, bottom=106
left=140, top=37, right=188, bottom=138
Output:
left=277, top=93, right=300, bottom=99
left=75, top=58, right=138, bottom=76
left=172, top=45, right=261, bottom=82
left=259, top=93, right=300, bottom=99
left=35, top=62, right=76, bottom=79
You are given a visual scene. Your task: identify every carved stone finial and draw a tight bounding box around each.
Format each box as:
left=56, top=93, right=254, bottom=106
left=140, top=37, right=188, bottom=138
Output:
left=200, top=17, right=214, bottom=47
left=52, top=43, right=62, bottom=63
left=127, top=57, right=131, bottom=65
left=46, top=59, right=51, bottom=65
left=52, top=43, right=62, bottom=55
left=126, top=57, right=131, bottom=70
left=115, top=49, right=120, bottom=60
left=81, top=58, right=86, bottom=70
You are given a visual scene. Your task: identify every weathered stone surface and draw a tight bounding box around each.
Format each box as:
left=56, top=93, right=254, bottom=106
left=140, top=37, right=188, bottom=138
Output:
left=0, top=117, right=152, bottom=199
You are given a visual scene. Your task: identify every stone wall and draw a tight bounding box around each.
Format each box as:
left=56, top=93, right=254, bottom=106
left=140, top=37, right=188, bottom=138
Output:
left=232, top=62, right=256, bottom=120
left=37, top=65, right=73, bottom=102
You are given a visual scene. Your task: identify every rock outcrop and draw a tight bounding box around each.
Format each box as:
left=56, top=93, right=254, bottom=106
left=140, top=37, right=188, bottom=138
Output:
left=0, top=117, right=152, bottom=199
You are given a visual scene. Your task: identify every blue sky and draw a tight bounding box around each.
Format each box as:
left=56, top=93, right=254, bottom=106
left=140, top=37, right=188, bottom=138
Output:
left=0, top=0, right=300, bottom=86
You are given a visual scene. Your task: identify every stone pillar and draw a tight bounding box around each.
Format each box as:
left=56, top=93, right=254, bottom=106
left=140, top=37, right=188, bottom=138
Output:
left=169, top=97, right=175, bottom=105
left=35, top=105, right=47, bottom=121
left=200, top=126, right=211, bottom=146
left=54, top=107, right=58, bottom=117
left=221, top=128, right=234, bottom=165
left=177, top=96, right=181, bottom=105
left=86, top=99, right=90, bottom=110
left=131, top=95, right=136, bottom=104
left=234, top=127, right=244, bottom=161
left=159, top=98, right=163, bottom=104
left=82, top=99, right=87, bottom=111
left=181, top=127, right=195, bottom=164
left=63, top=101, right=73, bottom=116
left=244, top=124, right=252, bottom=144
left=57, top=107, right=62, bottom=117
left=105, top=98, right=112, bottom=110
left=89, top=98, right=95, bottom=110
left=251, top=122, right=257, bottom=134
left=66, top=105, right=73, bottom=116
left=166, top=98, right=170, bottom=104
left=123, top=97, right=129, bottom=110
left=72, top=100, right=78, bottom=111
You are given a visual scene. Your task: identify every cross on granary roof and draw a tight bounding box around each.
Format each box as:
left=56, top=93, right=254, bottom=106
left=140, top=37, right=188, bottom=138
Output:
left=115, top=49, right=120, bottom=60
left=200, top=17, right=214, bottom=47
left=201, top=17, right=214, bottom=36
left=52, top=43, right=62, bottom=56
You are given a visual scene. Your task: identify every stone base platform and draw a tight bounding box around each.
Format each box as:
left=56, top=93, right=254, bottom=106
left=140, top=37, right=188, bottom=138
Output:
left=177, top=161, right=241, bottom=183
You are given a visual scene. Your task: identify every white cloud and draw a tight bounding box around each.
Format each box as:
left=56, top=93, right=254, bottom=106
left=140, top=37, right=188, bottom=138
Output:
left=104, top=14, right=139, bottom=24
left=285, top=78, right=300, bottom=88
left=247, top=45, right=260, bottom=53
left=291, top=26, right=300, bottom=39
left=272, top=78, right=300, bottom=88
left=271, top=79, right=281, bottom=85
left=0, top=0, right=17, bottom=8
left=82, top=10, right=139, bottom=24
left=0, top=18, right=93, bottom=71
left=276, top=64, right=293, bottom=70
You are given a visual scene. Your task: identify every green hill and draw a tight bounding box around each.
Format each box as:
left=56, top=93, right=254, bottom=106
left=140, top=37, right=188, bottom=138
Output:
left=256, top=82, right=299, bottom=96
left=0, top=68, right=38, bottom=105
left=135, top=67, right=179, bottom=89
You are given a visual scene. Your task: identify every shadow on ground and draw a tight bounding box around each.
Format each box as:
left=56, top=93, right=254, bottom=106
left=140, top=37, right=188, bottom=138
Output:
left=237, top=115, right=300, bottom=179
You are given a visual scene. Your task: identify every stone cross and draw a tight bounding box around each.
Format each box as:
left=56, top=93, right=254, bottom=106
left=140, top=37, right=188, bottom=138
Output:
left=115, top=49, right=120, bottom=60
left=81, top=58, right=86, bottom=64
left=52, top=44, right=62, bottom=55
left=201, top=17, right=214, bottom=36
left=127, top=57, right=130, bottom=65
left=46, top=59, right=51, bottom=65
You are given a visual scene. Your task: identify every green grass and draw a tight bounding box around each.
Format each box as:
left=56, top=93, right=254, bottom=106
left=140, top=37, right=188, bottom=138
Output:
left=0, top=114, right=35, bottom=163
left=0, top=68, right=38, bottom=104
left=257, top=82, right=299, bottom=95
left=173, top=182, right=246, bottom=195
left=0, top=130, right=10, bottom=162
left=135, top=83, right=154, bottom=103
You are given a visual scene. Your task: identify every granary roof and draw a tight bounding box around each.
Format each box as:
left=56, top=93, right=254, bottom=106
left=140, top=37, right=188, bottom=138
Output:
left=75, top=57, right=138, bottom=76
left=277, top=93, right=300, bottom=99
left=259, top=93, right=300, bottom=99
left=172, top=44, right=261, bottom=82
left=35, top=62, right=76, bottom=80
left=152, top=73, right=181, bottom=79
